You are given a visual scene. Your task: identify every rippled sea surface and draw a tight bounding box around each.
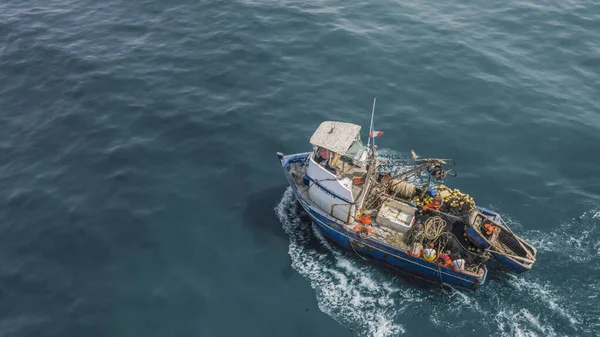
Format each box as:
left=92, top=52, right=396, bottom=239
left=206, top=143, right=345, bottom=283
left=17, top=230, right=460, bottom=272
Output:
left=1, top=1, right=599, bottom=336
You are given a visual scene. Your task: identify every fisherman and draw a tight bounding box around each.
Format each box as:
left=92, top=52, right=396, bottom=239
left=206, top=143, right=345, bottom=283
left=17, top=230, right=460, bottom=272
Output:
left=422, top=243, right=437, bottom=262
left=451, top=255, right=466, bottom=271
left=484, top=222, right=499, bottom=236
left=410, top=242, right=423, bottom=257
left=437, top=250, right=452, bottom=267
left=316, top=147, right=329, bottom=163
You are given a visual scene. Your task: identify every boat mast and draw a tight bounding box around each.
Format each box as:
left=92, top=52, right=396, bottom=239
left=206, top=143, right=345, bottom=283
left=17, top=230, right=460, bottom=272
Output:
left=367, top=97, right=376, bottom=149
left=357, top=98, right=378, bottom=213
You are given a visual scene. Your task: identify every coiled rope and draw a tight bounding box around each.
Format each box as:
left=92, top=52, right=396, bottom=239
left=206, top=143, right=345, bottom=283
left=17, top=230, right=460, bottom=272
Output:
left=423, top=216, right=447, bottom=241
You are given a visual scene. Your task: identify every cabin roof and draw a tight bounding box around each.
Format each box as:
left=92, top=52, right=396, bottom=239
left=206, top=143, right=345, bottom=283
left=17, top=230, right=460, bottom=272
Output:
left=309, top=121, right=361, bottom=154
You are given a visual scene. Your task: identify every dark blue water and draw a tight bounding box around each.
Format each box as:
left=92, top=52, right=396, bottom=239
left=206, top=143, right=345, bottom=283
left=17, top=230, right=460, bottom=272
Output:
left=1, top=1, right=599, bottom=336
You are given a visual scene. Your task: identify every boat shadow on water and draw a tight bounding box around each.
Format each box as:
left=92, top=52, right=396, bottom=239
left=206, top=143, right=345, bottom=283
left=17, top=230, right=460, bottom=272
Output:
left=243, top=185, right=331, bottom=254
left=243, top=185, right=293, bottom=243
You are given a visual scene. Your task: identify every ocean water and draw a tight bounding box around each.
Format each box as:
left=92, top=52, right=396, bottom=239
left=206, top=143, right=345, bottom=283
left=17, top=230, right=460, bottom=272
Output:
left=1, top=0, right=599, bottom=336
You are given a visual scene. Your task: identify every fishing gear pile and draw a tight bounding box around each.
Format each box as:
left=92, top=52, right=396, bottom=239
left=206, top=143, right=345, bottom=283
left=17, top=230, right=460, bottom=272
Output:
left=436, top=185, right=475, bottom=215
left=414, top=194, right=435, bottom=208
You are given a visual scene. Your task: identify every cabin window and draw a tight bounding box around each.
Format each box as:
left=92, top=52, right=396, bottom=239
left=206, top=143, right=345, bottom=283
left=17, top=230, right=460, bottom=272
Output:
left=313, top=147, right=338, bottom=174
left=342, top=140, right=366, bottom=164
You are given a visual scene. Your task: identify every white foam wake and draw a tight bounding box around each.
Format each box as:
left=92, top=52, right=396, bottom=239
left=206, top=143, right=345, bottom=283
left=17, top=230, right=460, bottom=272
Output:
left=507, top=275, right=579, bottom=327
left=275, top=188, right=405, bottom=337
left=521, top=209, right=600, bottom=263
left=494, top=308, right=556, bottom=337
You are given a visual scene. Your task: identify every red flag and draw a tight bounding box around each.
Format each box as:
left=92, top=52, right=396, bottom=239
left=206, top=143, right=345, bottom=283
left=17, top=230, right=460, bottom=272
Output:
left=369, top=130, right=384, bottom=138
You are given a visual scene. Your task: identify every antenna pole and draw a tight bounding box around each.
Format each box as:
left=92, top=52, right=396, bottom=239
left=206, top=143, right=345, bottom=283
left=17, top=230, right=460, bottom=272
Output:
left=367, top=97, right=376, bottom=148
left=357, top=98, right=377, bottom=214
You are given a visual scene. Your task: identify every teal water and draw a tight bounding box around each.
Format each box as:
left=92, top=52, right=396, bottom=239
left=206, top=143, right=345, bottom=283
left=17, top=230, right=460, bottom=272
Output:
left=1, top=0, right=599, bottom=336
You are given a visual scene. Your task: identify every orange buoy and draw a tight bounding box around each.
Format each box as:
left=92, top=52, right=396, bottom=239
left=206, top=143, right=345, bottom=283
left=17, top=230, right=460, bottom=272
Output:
left=422, top=200, right=441, bottom=211
left=352, top=176, right=365, bottom=185
left=358, top=215, right=371, bottom=225
left=439, top=260, right=451, bottom=267
left=353, top=225, right=372, bottom=234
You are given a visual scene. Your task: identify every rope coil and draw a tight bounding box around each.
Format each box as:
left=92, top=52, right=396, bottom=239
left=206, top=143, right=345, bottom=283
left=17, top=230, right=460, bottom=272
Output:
left=423, top=216, right=447, bottom=241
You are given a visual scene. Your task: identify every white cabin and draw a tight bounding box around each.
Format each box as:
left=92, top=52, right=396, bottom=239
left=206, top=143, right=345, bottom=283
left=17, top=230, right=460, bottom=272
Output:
left=306, top=121, right=369, bottom=222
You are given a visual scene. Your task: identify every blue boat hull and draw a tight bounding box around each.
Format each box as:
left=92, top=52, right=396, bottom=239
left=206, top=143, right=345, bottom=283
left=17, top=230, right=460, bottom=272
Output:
left=278, top=152, right=487, bottom=290
left=489, top=251, right=530, bottom=273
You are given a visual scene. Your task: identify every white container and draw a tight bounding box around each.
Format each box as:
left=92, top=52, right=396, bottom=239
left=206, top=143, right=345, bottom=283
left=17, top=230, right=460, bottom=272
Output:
left=376, top=199, right=417, bottom=234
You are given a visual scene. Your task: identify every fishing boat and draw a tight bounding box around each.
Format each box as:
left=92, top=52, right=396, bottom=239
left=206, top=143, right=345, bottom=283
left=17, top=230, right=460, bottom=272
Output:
left=276, top=104, right=536, bottom=290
